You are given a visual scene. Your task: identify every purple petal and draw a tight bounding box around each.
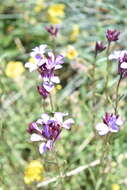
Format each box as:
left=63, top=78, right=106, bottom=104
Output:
left=116, top=117, right=124, bottom=126
left=110, top=125, right=119, bottom=133
left=43, top=125, right=50, bottom=138
left=39, top=142, right=47, bottom=154
left=55, top=55, right=64, bottom=64
left=43, top=82, right=54, bottom=92
left=46, top=140, right=53, bottom=150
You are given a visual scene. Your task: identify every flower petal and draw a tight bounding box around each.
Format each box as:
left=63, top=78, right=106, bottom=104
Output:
left=55, top=65, right=63, bottom=70
left=109, top=51, right=121, bottom=60
left=41, top=114, right=50, bottom=124
left=39, top=44, right=47, bottom=52
left=110, top=125, right=119, bottom=133
left=25, top=62, right=37, bottom=72
left=63, top=118, right=74, bottom=129
left=116, top=117, right=124, bottom=126
left=43, top=82, right=54, bottom=92
left=51, top=76, right=60, bottom=83
left=31, top=133, right=44, bottom=141
left=39, top=142, right=47, bottom=154
left=54, top=112, right=68, bottom=124
left=46, top=140, right=53, bottom=150
left=55, top=55, right=64, bottom=64
left=96, top=123, right=109, bottom=136
left=120, top=62, right=127, bottom=69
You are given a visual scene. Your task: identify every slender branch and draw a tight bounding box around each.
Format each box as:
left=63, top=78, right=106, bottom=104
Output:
left=105, top=42, right=111, bottom=103
left=37, top=159, right=100, bottom=187
left=49, top=94, right=54, bottom=112
left=114, top=75, right=122, bottom=115
left=91, top=49, right=97, bottom=133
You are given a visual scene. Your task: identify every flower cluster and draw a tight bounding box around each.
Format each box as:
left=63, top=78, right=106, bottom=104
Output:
left=25, top=44, right=64, bottom=98
left=25, top=37, right=74, bottom=154
left=96, top=113, right=123, bottom=136
left=27, top=113, right=74, bottom=154
left=95, top=29, right=120, bottom=56
left=24, top=160, right=44, bottom=184
left=95, top=29, right=125, bottom=136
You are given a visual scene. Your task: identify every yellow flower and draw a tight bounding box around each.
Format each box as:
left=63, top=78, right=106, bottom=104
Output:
left=47, top=4, right=65, bottom=24
left=56, top=84, right=62, bottom=90
left=48, top=4, right=65, bottom=17
left=24, top=160, right=44, bottom=184
left=48, top=15, right=62, bottom=24
left=111, top=184, right=120, bottom=190
left=34, top=0, right=46, bottom=13
left=70, top=25, right=80, bottom=41
left=6, top=61, right=24, bottom=79
left=66, top=46, right=78, bottom=60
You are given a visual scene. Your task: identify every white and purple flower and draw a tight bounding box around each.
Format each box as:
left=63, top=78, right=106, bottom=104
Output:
left=96, top=112, right=123, bottom=136
left=25, top=44, right=64, bottom=98
left=27, top=113, right=74, bottom=154
left=109, top=50, right=127, bottom=78
left=25, top=45, right=47, bottom=72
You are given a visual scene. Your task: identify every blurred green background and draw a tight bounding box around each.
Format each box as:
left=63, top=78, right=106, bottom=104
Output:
left=1, top=0, right=127, bottom=189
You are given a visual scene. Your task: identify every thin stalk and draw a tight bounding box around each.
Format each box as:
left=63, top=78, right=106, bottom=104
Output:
left=96, top=134, right=110, bottom=188
left=52, top=36, right=56, bottom=55
left=100, top=134, right=110, bottom=166
left=114, top=75, right=122, bottom=115
left=42, top=100, right=47, bottom=112
left=53, top=149, right=64, bottom=190
left=49, top=94, right=54, bottom=112
left=92, top=51, right=97, bottom=132
left=105, top=42, right=111, bottom=103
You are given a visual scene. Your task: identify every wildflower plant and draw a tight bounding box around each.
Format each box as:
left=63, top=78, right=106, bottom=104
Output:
left=93, top=29, right=126, bottom=188
left=2, top=1, right=127, bottom=189
left=24, top=26, right=74, bottom=188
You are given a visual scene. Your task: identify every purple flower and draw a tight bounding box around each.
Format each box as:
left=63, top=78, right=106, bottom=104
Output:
left=25, top=44, right=47, bottom=72
left=96, top=112, right=123, bottom=136
left=30, top=45, right=47, bottom=60
left=37, top=85, right=49, bottom=99
left=45, top=52, right=64, bottom=70
left=45, top=25, right=59, bottom=37
left=43, top=81, right=54, bottom=92
left=106, top=29, right=120, bottom=42
left=109, top=50, right=127, bottom=78
left=95, top=41, right=106, bottom=54
left=27, top=122, right=42, bottom=134
left=28, top=113, right=74, bottom=154
left=118, top=53, right=127, bottom=78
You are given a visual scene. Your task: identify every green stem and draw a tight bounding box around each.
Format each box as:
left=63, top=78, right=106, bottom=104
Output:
left=114, top=75, right=122, bottom=115
left=105, top=42, right=111, bottom=103
left=49, top=94, right=54, bottom=112
left=92, top=52, right=97, bottom=132
left=53, top=149, right=64, bottom=189
left=100, top=134, right=110, bottom=166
